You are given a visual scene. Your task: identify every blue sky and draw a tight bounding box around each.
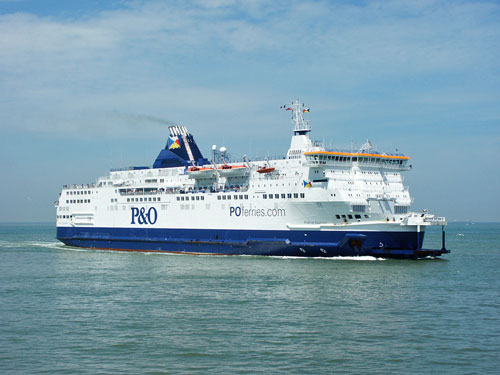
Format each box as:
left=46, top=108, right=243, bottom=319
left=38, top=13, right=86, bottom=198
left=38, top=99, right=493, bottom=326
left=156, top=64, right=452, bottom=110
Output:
left=1, top=0, right=499, bottom=222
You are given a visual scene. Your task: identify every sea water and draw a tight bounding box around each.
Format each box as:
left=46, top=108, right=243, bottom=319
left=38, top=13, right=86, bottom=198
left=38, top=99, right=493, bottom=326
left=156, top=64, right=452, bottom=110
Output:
left=0, top=222, right=499, bottom=374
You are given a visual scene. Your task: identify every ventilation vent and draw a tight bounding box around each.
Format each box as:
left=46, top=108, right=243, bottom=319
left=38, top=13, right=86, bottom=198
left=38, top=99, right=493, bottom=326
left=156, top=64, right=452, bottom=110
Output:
left=395, top=206, right=409, bottom=214
left=352, top=205, right=367, bottom=213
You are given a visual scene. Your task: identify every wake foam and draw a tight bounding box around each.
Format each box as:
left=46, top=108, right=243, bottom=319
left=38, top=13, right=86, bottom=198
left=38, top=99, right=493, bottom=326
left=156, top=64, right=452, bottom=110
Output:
left=0, top=240, right=385, bottom=261
left=272, top=255, right=385, bottom=261
left=0, top=240, right=66, bottom=250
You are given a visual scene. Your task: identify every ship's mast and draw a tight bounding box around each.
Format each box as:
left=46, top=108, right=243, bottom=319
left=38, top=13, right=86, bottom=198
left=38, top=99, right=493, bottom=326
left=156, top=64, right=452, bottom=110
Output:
left=290, top=99, right=311, bottom=135
left=286, top=99, right=314, bottom=159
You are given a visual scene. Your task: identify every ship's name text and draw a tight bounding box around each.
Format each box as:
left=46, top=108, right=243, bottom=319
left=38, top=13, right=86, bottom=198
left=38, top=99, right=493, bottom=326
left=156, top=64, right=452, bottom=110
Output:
left=131, top=207, right=158, bottom=225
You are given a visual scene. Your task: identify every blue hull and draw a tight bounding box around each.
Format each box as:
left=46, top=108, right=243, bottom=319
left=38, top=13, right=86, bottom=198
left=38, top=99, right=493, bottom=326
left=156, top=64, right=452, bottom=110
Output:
left=56, top=227, right=449, bottom=259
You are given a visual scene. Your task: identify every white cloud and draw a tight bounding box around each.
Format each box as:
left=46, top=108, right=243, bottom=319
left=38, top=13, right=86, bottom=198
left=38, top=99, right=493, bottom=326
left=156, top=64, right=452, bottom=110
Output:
left=0, top=0, right=499, bottom=139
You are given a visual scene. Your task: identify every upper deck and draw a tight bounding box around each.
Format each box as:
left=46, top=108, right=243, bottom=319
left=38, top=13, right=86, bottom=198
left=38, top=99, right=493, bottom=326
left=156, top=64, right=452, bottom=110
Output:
left=304, top=150, right=411, bottom=170
left=58, top=99, right=412, bottom=201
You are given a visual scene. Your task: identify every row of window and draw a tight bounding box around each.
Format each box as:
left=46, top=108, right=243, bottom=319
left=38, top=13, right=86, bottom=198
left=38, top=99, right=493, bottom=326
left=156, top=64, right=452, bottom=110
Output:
left=288, top=149, right=302, bottom=159
left=57, top=215, right=72, bottom=219
left=66, top=199, right=90, bottom=204
left=119, top=188, right=160, bottom=195
left=178, top=196, right=206, bottom=201
left=66, top=190, right=92, bottom=195
left=217, top=195, right=249, bottom=201
left=118, top=186, right=247, bottom=195
left=263, top=193, right=305, bottom=199
left=70, top=193, right=308, bottom=205
left=336, top=214, right=369, bottom=220
left=310, top=155, right=406, bottom=165
left=127, top=197, right=161, bottom=203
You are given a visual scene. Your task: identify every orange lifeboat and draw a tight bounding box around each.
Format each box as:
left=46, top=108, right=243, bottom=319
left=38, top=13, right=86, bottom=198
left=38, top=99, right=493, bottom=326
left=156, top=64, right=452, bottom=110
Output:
left=257, top=167, right=275, bottom=174
left=187, top=166, right=216, bottom=178
left=217, top=164, right=249, bottom=176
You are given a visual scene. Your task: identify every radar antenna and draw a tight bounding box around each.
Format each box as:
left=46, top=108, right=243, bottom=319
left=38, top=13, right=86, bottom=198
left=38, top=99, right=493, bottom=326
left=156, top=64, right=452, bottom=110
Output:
left=359, top=140, right=373, bottom=153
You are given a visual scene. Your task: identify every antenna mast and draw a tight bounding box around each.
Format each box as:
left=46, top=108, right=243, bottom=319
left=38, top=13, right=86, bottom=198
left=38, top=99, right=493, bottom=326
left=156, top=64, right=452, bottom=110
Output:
left=289, top=99, right=311, bottom=135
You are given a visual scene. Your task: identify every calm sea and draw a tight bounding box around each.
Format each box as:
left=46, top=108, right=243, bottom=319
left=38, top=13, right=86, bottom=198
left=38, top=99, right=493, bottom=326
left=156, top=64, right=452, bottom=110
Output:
left=0, top=222, right=499, bottom=374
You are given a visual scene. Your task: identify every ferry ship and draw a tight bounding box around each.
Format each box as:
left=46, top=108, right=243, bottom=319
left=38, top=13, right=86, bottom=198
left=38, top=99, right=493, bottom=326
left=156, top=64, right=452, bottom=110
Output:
left=55, top=100, right=449, bottom=258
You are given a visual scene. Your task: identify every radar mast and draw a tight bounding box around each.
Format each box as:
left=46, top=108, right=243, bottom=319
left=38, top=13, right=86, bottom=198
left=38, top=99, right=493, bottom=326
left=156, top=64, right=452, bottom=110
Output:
left=289, top=99, right=311, bottom=135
